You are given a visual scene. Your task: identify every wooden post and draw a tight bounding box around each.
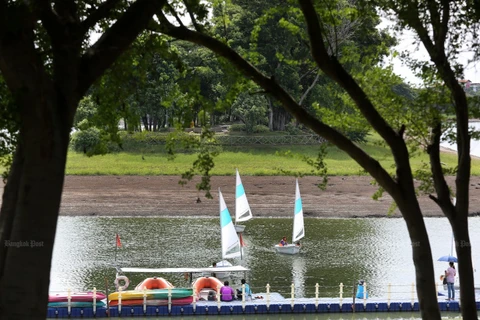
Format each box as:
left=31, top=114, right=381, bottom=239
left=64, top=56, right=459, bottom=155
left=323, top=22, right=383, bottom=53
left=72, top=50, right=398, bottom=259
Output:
left=290, top=283, right=295, bottom=309
left=118, top=287, right=122, bottom=314
left=143, top=288, right=147, bottom=314
left=242, top=284, right=246, bottom=311
left=168, top=286, right=172, bottom=314
left=217, top=284, right=221, bottom=312
left=315, top=283, right=319, bottom=309
left=387, top=283, right=391, bottom=308
left=192, top=285, right=197, bottom=312
left=352, top=281, right=356, bottom=313
left=67, top=288, right=71, bottom=316
left=93, top=287, right=97, bottom=315
left=339, top=283, right=344, bottom=308
left=363, top=282, right=367, bottom=307
left=266, top=284, right=271, bottom=310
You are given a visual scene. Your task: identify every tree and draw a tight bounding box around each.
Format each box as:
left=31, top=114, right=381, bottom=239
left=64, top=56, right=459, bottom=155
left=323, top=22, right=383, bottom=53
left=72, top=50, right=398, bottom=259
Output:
left=153, top=0, right=477, bottom=318
left=0, top=1, right=165, bottom=318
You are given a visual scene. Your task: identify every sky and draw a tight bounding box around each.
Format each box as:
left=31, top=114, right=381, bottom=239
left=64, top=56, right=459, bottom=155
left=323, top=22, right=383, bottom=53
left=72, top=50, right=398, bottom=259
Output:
left=379, top=18, right=480, bottom=85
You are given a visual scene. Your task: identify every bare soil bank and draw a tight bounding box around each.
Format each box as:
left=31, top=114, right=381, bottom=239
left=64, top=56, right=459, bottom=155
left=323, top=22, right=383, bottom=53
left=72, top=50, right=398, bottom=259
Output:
left=2, top=175, right=479, bottom=218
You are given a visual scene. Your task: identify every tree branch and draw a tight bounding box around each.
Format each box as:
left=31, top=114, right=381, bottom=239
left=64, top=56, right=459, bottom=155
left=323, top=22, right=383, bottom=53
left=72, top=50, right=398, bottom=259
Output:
left=165, top=2, right=184, bottom=27
left=154, top=11, right=399, bottom=196
left=298, top=0, right=412, bottom=170
left=78, top=0, right=166, bottom=96
left=36, top=0, right=63, bottom=38
left=81, top=0, right=122, bottom=34
left=299, top=72, right=320, bottom=106
left=427, top=122, right=454, bottom=216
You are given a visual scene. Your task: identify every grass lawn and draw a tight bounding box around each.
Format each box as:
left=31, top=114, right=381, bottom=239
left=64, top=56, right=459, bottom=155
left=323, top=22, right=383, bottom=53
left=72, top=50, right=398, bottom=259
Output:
left=65, top=141, right=480, bottom=176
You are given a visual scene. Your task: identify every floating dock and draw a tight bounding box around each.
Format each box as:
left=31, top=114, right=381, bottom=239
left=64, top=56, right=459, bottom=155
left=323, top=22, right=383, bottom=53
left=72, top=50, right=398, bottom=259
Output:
left=47, top=294, right=473, bottom=318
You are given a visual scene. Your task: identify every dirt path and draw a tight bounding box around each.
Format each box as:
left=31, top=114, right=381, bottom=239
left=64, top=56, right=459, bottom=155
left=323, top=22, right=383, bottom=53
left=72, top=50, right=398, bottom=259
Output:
left=2, top=175, right=477, bottom=218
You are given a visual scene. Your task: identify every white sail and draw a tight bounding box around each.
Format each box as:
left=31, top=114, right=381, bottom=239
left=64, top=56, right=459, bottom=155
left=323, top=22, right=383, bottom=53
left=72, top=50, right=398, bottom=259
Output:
left=219, top=188, right=241, bottom=259
left=235, top=169, right=253, bottom=223
left=292, top=179, right=305, bottom=243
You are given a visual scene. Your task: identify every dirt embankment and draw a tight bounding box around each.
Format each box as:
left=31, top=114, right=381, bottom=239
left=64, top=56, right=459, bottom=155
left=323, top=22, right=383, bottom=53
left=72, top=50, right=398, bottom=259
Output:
left=2, top=175, right=479, bottom=218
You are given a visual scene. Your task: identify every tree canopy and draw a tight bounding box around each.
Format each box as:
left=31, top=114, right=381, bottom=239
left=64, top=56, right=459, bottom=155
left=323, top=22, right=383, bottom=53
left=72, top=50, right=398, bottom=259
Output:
left=0, top=0, right=479, bottom=319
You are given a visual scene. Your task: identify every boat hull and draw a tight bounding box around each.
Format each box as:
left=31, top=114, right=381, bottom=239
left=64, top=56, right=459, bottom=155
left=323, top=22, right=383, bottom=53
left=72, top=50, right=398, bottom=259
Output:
left=275, top=244, right=300, bottom=255
left=234, top=224, right=245, bottom=233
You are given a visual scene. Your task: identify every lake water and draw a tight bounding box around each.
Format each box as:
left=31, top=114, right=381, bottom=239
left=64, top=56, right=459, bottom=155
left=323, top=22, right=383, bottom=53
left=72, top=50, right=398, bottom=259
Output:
left=440, top=121, right=480, bottom=157
left=50, top=216, right=480, bottom=302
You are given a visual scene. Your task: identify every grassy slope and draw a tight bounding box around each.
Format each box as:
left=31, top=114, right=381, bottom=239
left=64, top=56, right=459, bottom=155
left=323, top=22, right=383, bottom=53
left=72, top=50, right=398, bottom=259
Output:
left=65, top=140, right=480, bottom=176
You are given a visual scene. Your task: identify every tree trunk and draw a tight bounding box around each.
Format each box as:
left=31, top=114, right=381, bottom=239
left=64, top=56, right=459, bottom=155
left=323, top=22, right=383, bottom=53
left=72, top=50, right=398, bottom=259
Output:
left=0, top=97, right=72, bottom=319
left=268, top=98, right=273, bottom=131
left=403, top=208, right=441, bottom=317
left=452, top=217, right=477, bottom=318
left=142, top=115, right=148, bottom=131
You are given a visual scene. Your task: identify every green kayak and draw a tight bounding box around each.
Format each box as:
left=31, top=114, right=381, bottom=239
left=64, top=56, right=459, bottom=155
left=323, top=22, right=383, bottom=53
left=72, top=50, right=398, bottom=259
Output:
left=150, top=288, right=193, bottom=300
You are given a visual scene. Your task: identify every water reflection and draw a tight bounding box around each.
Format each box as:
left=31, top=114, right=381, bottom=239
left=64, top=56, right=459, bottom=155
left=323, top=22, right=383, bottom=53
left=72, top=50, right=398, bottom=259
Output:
left=292, top=255, right=306, bottom=298
left=65, top=312, right=465, bottom=320
left=50, top=217, right=480, bottom=301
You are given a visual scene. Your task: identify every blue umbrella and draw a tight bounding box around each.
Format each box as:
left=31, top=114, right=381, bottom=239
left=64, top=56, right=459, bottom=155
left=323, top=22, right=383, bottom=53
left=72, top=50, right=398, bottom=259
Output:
left=438, top=255, right=458, bottom=263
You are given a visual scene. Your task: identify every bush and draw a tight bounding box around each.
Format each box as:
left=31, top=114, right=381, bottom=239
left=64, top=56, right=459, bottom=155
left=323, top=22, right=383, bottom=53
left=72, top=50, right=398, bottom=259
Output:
left=344, top=130, right=370, bottom=143
left=229, top=124, right=246, bottom=132
left=253, top=125, right=270, bottom=133
left=285, top=122, right=303, bottom=135
left=70, top=127, right=108, bottom=155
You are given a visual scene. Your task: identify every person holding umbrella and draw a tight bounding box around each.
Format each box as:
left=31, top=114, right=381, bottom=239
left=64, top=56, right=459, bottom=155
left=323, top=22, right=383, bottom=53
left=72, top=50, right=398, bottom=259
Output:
left=445, top=261, right=456, bottom=300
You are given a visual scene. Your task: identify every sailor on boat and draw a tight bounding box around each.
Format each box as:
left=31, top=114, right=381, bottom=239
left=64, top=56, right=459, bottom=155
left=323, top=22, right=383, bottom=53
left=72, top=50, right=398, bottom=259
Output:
left=279, top=236, right=288, bottom=246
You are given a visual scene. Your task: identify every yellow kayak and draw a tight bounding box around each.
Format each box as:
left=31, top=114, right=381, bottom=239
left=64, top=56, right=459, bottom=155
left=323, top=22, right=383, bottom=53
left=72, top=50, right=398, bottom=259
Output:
left=109, top=288, right=193, bottom=301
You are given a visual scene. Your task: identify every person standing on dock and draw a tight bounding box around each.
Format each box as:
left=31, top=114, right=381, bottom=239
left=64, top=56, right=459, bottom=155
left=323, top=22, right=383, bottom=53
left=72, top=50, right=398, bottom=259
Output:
left=445, top=262, right=456, bottom=301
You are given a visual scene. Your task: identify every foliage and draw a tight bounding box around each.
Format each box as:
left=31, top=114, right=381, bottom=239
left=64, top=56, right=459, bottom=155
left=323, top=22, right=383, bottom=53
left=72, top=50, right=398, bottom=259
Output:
left=0, top=75, right=18, bottom=181
left=229, top=124, right=246, bottom=132
left=70, top=128, right=109, bottom=156
left=253, top=124, right=270, bottom=133
left=165, top=127, right=220, bottom=198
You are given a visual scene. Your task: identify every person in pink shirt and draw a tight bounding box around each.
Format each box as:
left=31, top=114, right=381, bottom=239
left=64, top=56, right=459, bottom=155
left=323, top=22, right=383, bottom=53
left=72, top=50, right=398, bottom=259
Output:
left=220, top=281, right=235, bottom=301
left=445, top=261, right=456, bottom=300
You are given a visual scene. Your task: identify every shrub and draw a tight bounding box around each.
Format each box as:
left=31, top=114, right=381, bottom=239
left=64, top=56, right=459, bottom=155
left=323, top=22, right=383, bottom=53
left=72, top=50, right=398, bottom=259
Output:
left=253, top=125, right=270, bottom=133
left=285, top=122, right=303, bottom=135
left=229, top=124, right=246, bottom=132
left=70, top=127, right=108, bottom=155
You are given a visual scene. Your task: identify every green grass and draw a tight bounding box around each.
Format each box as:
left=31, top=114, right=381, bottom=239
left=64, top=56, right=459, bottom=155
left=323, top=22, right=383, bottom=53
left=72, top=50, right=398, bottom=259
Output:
left=65, top=142, right=480, bottom=176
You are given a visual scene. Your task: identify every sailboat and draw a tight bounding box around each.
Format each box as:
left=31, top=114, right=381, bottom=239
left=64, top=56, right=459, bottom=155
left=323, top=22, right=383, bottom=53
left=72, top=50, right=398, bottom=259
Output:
left=274, top=179, right=304, bottom=255
left=234, top=169, right=253, bottom=233
left=214, top=188, right=242, bottom=277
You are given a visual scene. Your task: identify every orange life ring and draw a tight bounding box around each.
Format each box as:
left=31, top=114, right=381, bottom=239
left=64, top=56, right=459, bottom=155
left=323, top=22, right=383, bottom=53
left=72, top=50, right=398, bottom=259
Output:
left=135, top=277, right=174, bottom=290
left=192, top=277, right=223, bottom=296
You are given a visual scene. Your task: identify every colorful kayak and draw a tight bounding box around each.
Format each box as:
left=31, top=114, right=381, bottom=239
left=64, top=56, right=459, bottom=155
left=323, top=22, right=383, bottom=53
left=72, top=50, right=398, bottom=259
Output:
left=48, top=301, right=106, bottom=308
left=109, top=288, right=193, bottom=301
left=109, top=296, right=193, bottom=306
left=49, top=291, right=107, bottom=303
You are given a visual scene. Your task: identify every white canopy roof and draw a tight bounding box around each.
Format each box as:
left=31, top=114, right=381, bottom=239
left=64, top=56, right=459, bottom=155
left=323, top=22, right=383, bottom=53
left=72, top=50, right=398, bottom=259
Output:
left=120, top=266, right=249, bottom=273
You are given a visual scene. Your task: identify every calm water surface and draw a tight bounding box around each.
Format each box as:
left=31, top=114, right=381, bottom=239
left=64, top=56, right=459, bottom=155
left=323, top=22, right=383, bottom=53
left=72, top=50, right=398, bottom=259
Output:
left=51, top=216, right=480, bottom=301
left=66, top=312, right=467, bottom=320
